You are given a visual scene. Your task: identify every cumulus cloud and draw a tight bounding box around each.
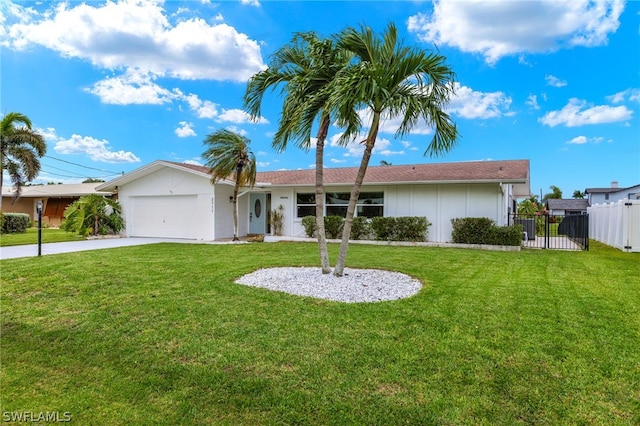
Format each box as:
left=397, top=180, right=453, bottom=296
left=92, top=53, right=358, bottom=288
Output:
left=545, top=74, right=568, bottom=87
left=87, top=69, right=179, bottom=105
left=175, top=121, right=196, bottom=137
left=218, top=108, right=268, bottom=124
left=329, top=132, right=400, bottom=158
left=53, top=133, right=141, bottom=163
left=607, top=88, right=640, bottom=103
left=540, top=98, right=633, bottom=127
left=448, top=83, right=513, bottom=119
left=2, top=0, right=265, bottom=81
left=179, top=92, right=268, bottom=124
left=407, top=0, right=624, bottom=64
left=225, top=125, right=248, bottom=137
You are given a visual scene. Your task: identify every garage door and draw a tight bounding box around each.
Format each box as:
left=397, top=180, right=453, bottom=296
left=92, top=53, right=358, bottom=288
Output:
left=130, top=195, right=199, bottom=239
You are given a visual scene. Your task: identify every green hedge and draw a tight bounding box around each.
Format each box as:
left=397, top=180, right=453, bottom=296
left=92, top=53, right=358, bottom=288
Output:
left=1, top=213, right=30, bottom=234
left=451, top=217, right=522, bottom=246
left=350, top=216, right=370, bottom=240
left=370, top=216, right=430, bottom=242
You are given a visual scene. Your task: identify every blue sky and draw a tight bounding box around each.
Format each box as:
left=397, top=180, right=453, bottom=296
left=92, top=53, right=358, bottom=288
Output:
left=1, top=0, right=638, bottom=198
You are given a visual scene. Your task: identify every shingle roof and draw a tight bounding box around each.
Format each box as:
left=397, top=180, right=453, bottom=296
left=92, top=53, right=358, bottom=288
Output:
left=256, top=160, right=529, bottom=186
left=1, top=182, right=113, bottom=198
left=546, top=199, right=589, bottom=210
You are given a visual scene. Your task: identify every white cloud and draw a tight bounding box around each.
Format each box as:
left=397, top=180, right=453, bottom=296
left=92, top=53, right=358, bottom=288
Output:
left=2, top=0, right=265, bottom=81
left=545, top=74, right=568, bottom=87
left=448, top=83, right=512, bottom=119
left=330, top=158, right=346, bottom=163
left=540, top=98, right=633, bottom=127
left=607, top=88, right=640, bottom=103
left=407, top=0, right=624, bottom=64
left=329, top=132, right=397, bottom=158
left=53, top=134, right=141, bottom=163
left=257, top=161, right=270, bottom=168
left=225, top=125, right=248, bottom=137
left=568, top=135, right=605, bottom=144
left=241, top=0, right=261, bottom=7
left=175, top=121, right=196, bottom=137
left=87, top=69, right=178, bottom=105
left=526, top=94, right=540, bottom=110
left=183, top=158, right=203, bottom=166
left=217, top=108, right=268, bottom=124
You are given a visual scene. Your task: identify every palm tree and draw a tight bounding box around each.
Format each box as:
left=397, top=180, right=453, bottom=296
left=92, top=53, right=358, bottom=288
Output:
left=543, top=185, right=563, bottom=201
left=202, top=129, right=257, bottom=241
left=61, top=194, right=124, bottom=236
left=329, top=23, right=459, bottom=276
left=0, top=112, right=46, bottom=210
left=244, top=32, right=351, bottom=274
left=572, top=190, right=585, bottom=199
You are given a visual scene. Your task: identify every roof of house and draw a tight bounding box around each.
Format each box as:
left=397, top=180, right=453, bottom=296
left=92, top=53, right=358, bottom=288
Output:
left=98, top=159, right=531, bottom=196
left=1, top=182, right=113, bottom=198
left=585, top=184, right=640, bottom=194
left=546, top=199, right=589, bottom=211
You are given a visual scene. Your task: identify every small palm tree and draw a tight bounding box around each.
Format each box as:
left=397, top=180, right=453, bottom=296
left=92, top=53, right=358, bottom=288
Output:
left=203, top=130, right=257, bottom=241
left=0, top=112, right=47, bottom=210
left=572, top=190, right=585, bottom=199
left=61, top=194, right=124, bottom=236
left=329, top=23, right=459, bottom=276
left=244, top=32, right=350, bottom=273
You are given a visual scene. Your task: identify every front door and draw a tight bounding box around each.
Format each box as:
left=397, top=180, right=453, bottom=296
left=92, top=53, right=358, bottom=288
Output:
left=249, top=193, right=266, bottom=235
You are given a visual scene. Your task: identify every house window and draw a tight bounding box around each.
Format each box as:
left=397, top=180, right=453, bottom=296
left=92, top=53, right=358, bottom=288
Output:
left=605, top=194, right=609, bottom=200
left=296, top=191, right=384, bottom=218
left=296, top=193, right=316, bottom=217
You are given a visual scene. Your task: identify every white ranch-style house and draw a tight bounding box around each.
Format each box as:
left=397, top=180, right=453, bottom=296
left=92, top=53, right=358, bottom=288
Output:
left=96, top=159, right=530, bottom=242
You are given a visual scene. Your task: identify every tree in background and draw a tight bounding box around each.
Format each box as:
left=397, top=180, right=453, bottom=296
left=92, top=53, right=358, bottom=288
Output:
left=202, top=130, right=257, bottom=241
left=543, top=185, right=563, bottom=201
left=328, top=23, right=459, bottom=276
left=61, top=194, right=124, bottom=236
left=0, top=112, right=46, bottom=210
left=244, top=32, right=351, bottom=274
left=572, top=190, right=586, bottom=199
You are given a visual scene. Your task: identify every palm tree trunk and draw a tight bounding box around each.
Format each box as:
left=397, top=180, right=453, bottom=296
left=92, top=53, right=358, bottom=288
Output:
left=232, top=184, right=240, bottom=241
left=315, top=113, right=331, bottom=274
left=333, top=113, right=381, bottom=277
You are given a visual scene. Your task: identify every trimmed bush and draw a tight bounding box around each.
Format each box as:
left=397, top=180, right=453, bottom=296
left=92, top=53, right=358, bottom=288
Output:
left=350, top=216, right=370, bottom=240
left=395, top=216, right=430, bottom=242
left=324, top=216, right=344, bottom=239
left=1, top=213, right=30, bottom=234
left=301, top=216, right=316, bottom=238
left=371, top=216, right=429, bottom=241
left=451, top=217, right=523, bottom=246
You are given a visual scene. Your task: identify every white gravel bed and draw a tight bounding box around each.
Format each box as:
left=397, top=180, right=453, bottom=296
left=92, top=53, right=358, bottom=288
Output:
left=235, top=267, right=422, bottom=303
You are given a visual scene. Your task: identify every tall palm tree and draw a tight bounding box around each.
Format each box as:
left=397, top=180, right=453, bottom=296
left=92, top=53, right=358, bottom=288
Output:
left=202, top=129, right=257, bottom=241
left=244, top=32, right=351, bottom=274
left=329, top=23, right=459, bottom=276
left=0, top=112, right=47, bottom=210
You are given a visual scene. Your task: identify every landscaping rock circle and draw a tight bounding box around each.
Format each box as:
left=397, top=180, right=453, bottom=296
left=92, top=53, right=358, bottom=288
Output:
left=235, top=267, right=422, bottom=303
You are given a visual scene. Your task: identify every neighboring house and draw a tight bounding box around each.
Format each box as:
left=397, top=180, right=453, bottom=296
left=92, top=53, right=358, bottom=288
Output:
left=546, top=199, right=589, bottom=216
left=1, top=183, right=114, bottom=227
left=585, top=181, right=640, bottom=205
left=96, top=159, right=530, bottom=242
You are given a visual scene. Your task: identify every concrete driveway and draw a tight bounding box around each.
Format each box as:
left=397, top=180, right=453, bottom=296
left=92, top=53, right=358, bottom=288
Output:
left=0, top=237, right=209, bottom=260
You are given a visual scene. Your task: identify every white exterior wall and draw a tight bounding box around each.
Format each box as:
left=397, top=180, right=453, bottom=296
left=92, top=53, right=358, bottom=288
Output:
left=280, top=182, right=505, bottom=242
left=117, top=167, right=216, bottom=240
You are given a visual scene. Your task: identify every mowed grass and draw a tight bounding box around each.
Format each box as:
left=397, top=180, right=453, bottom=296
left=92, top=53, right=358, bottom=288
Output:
left=0, top=228, right=85, bottom=247
left=1, top=241, right=638, bottom=425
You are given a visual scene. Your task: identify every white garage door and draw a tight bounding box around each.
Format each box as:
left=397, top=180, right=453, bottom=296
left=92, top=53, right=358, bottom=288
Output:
left=130, top=195, right=199, bottom=239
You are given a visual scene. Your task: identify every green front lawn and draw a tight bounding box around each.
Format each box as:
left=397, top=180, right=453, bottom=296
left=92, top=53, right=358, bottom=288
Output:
left=0, top=228, right=85, bottom=247
left=1, top=242, right=638, bottom=424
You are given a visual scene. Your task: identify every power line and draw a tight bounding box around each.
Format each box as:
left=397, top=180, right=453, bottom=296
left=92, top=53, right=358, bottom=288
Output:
left=44, top=155, right=124, bottom=174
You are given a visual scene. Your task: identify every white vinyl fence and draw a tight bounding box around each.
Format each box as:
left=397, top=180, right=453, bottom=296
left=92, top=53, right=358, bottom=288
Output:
left=588, top=200, right=640, bottom=252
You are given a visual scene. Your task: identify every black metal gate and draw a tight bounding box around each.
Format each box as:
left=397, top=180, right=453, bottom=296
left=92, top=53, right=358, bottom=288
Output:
left=510, top=214, right=589, bottom=251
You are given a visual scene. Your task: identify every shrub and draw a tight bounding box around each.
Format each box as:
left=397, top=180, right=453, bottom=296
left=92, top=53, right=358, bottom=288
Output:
left=350, top=216, right=370, bottom=240
left=370, top=217, right=397, bottom=241
left=324, top=216, right=344, bottom=239
left=370, top=216, right=430, bottom=241
left=301, top=216, right=316, bottom=238
left=451, top=217, right=522, bottom=246
left=1, top=213, right=30, bottom=234
left=61, top=195, right=124, bottom=236
left=395, top=216, right=429, bottom=242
